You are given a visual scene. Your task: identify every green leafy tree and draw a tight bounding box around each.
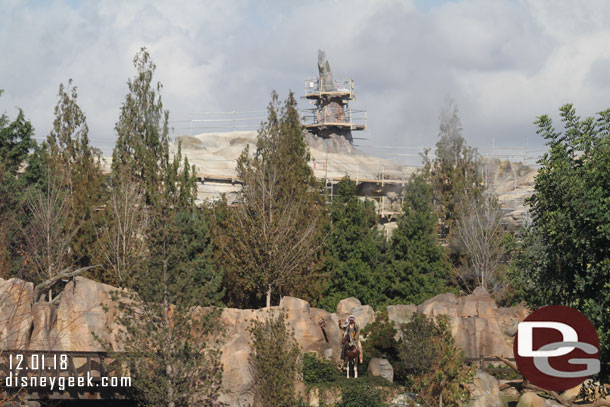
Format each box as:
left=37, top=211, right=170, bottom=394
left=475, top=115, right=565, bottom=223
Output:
left=45, top=79, right=104, bottom=269
left=0, top=104, right=35, bottom=174
left=106, top=48, right=225, bottom=406
left=248, top=311, right=301, bottom=407
left=217, top=91, right=325, bottom=308
left=388, top=174, right=452, bottom=304
left=319, top=177, right=389, bottom=310
left=515, top=104, right=610, bottom=379
left=20, top=80, right=104, bottom=299
left=112, top=47, right=170, bottom=206
left=399, top=313, right=473, bottom=407
left=0, top=94, right=35, bottom=277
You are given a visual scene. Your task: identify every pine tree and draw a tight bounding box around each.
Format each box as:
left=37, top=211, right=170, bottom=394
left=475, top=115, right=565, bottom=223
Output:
left=112, top=47, right=169, bottom=206
left=217, top=91, right=325, bottom=308
left=45, top=79, right=104, bottom=268
left=389, top=174, right=452, bottom=304
left=106, top=48, right=225, bottom=406
left=422, top=98, right=482, bottom=241
left=319, top=177, right=389, bottom=310
left=0, top=94, right=36, bottom=277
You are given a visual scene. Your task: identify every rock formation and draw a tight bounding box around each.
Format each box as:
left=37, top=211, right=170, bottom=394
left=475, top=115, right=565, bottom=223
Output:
left=0, top=277, right=528, bottom=406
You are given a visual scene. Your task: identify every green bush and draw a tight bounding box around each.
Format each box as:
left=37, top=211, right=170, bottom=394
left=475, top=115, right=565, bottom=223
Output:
left=248, top=312, right=301, bottom=407
left=339, top=383, right=386, bottom=407
left=361, top=310, right=403, bottom=379
left=302, top=352, right=337, bottom=384
left=399, top=313, right=473, bottom=407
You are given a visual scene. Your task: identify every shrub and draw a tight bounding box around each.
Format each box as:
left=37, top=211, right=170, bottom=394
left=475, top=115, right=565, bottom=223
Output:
left=399, top=313, right=473, bottom=407
left=302, top=352, right=337, bottom=384
left=339, top=382, right=386, bottom=407
left=248, top=311, right=301, bottom=407
left=360, top=310, right=402, bottom=379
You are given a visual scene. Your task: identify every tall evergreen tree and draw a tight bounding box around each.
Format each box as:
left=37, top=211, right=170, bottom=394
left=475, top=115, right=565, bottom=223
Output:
left=0, top=93, right=36, bottom=277
left=112, top=47, right=169, bottom=206
left=106, top=48, right=225, bottom=406
left=389, top=174, right=452, bottom=304
left=45, top=79, right=104, bottom=268
left=216, top=91, right=325, bottom=308
left=319, top=177, right=389, bottom=311
left=422, top=98, right=483, bottom=241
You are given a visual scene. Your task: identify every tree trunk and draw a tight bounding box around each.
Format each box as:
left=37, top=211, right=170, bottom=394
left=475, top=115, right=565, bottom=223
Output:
left=266, top=285, right=272, bottom=308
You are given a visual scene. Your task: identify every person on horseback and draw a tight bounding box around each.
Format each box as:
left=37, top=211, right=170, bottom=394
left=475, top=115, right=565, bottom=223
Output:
left=341, top=315, right=363, bottom=367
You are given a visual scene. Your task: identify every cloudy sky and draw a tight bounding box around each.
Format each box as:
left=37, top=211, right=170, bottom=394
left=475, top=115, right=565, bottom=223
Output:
left=2, top=0, right=610, bottom=165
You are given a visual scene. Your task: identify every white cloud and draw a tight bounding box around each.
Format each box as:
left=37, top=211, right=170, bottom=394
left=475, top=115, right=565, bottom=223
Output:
left=1, top=0, right=609, bottom=164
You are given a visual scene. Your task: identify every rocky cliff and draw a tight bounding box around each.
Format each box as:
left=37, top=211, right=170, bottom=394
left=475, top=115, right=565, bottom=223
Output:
left=0, top=277, right=527, bottom=405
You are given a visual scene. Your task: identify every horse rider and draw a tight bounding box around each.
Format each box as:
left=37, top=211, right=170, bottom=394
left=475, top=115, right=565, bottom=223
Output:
left=341, top=315, right=363, bottom=367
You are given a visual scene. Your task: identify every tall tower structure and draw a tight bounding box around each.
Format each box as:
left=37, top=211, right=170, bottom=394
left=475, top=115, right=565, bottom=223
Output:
left=302, top=50, right=366, bottom=144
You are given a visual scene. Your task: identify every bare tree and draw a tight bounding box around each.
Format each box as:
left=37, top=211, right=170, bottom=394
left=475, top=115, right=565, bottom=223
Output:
left=23, top=178, right=96, bottom=301
left=454, top=192, right=507, bottom=295
left=94, top=173, right=149, bottom=284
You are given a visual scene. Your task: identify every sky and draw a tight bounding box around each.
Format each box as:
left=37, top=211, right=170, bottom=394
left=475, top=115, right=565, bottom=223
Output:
left=2, top=0, right=610, bottom=165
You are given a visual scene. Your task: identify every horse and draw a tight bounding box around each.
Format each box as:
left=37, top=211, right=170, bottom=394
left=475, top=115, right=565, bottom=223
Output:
left=342, top=332, right=360, bottom=378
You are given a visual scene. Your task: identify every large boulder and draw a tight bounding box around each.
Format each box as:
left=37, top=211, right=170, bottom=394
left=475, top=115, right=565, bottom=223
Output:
left=309, top=307, right=342, bottom=361
left=418, top=287, right=514, bottom=358
left=28, top=302, right=57, bottom=350
left=280, top=296, right=328, bottom=354
left=466, top=370, right=503, bottom=407
left=216, top=298, right=340, bottom=406
left=336, top=297, right=375, bottom=328
left=516, top=392, right=562, bottom=407
left=497, top=303, right=529, bottom=337
left=336, top=297, right=361, bottom=316
left=54, top=277, right=121, bottom=351
left=0, top=278, right=33, bottom=350
left=368, top=358, right=394, bottom=382
left=387, top=304, right=416, bottom=326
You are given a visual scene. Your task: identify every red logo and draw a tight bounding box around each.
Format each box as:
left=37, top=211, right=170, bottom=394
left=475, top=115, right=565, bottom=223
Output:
left=514, top=305, right=600, bottom=391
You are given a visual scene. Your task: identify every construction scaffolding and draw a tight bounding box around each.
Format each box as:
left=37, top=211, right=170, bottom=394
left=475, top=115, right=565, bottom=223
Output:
left=301, top=50, right=367, bottom=143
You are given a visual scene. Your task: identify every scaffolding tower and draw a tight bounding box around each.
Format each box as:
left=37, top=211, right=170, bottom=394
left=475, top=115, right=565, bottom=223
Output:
left=301, top=50, right=367, bottom=143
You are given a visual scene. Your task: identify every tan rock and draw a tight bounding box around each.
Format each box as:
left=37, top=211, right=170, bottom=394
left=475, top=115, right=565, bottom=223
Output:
left=54, top=277, right=121, bottom=351
left=387, top=304, right=416, bottom=326
left=310, top=307, right=341, bottom=361
left=368, top=358, right=393, bottom=382
left=417, top=293, right=459, bottom=319
left=28, top=302, right=57, bottom=350
left=336, top=297, right=375, bottom=329
left=0, top=278, right=33, bottom=350
left=418, top=289, right=514, bottom=359
left=458, top=287, right=496, bottom=318
left=497, top=303, right=529, bottom=337
left=336, top=297, right=361, bottom=316
left=280, top=296, right=327, bottom=354
left=349, top=305, right=375, bottom=328
left=467, top=370, right=503, bottom=407
left=218, top=346, right=251, bottom=406
left=516, top=392, right=562, bottom=407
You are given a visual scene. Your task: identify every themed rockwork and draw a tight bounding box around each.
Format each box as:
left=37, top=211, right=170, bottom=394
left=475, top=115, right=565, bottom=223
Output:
left=0, top=277, right=528, bottom=406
